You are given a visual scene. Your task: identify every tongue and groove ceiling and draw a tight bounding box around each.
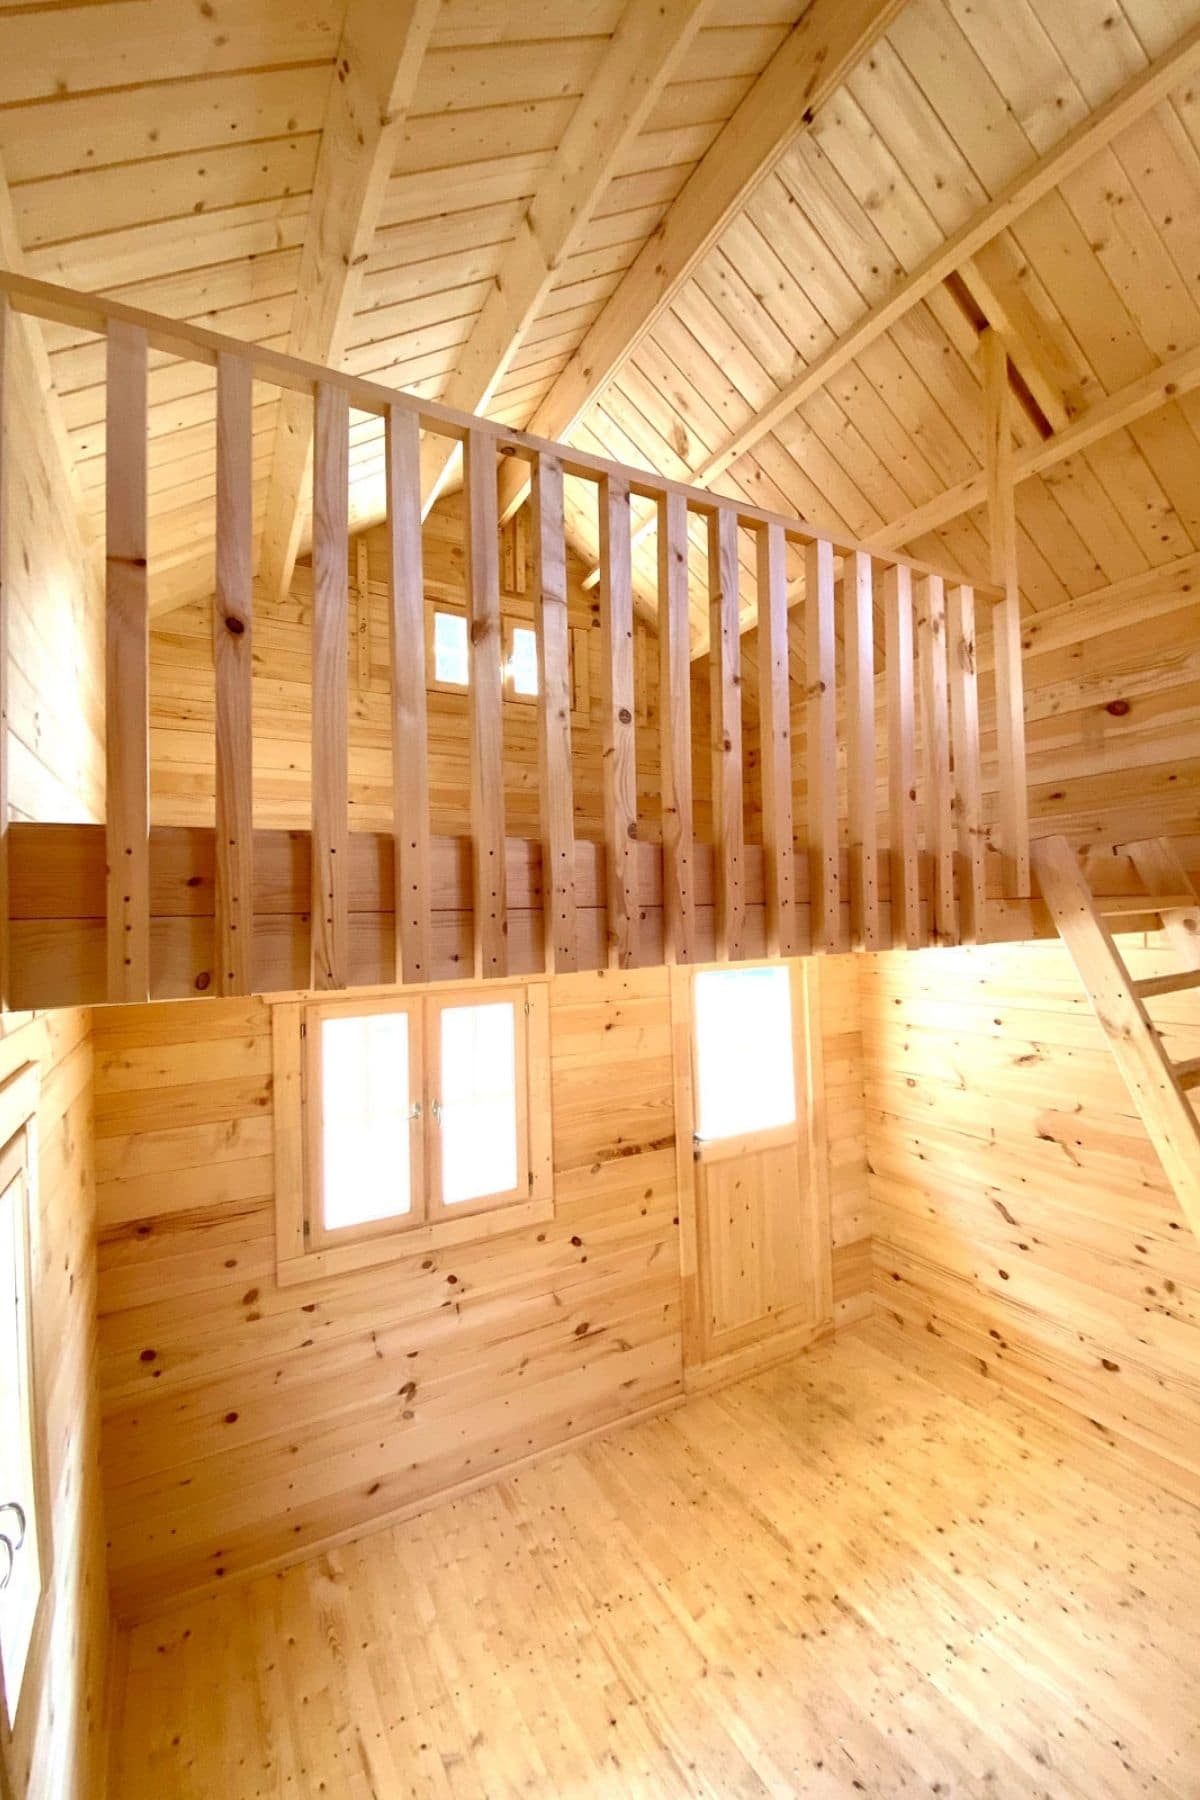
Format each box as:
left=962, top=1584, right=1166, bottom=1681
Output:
left=5, top=0, right=1200, bottom=647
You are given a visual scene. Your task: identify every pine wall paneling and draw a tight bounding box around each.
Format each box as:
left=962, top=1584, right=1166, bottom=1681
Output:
left=860, top=937, right=1200, bottom=1503
left=92, top=957, right=864, bottom=1618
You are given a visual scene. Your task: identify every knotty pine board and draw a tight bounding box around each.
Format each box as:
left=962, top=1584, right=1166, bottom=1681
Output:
left=93, top=957, right=868, bottom=1617
left=859, top=938, right=1200, bottom=1502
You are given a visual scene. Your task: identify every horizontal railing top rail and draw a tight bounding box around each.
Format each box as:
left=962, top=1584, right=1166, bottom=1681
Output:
left=0, top=268, right=998, bottom=601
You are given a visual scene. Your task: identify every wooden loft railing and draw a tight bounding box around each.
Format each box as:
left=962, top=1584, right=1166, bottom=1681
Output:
left=0, top=269, right=1032, bottom=1008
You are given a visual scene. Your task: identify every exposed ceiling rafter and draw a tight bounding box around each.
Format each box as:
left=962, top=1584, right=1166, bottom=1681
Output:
left=258, top=0, right=441, bottom=602
left=493, top=0, right=909, bottom=528
left=592, top=20, right=1200, bottom=604
left=416, top=0, right=717, bottom=519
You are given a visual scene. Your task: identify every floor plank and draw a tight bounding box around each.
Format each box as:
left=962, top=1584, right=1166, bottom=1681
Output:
left=110, top=1322, right=1200, bottom=1797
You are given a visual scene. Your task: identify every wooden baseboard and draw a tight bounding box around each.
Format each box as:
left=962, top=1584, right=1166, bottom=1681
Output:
left=683, top=1318, right=833, bottom=1396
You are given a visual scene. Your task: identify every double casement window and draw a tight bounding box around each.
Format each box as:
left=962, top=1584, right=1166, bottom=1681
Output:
left=0, top=1064, right=50, bottom=1739
left=274, top=983, right=552, bottom=1282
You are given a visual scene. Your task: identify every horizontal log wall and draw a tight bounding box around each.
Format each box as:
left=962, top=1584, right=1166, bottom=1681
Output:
left=93, top=961, right=867, bottom=1618
left=7, top=820, right=1068, bottom=1010
left=147, top=493, right=662, bottom=839
left=860, top=936, right=1200, bottom=1503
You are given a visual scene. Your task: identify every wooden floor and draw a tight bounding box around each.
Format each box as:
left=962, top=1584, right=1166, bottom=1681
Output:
left=108, top=1320, right=1200, bottom=1798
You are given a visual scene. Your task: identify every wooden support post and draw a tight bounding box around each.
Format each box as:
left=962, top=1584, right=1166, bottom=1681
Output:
left=386, top=405, right=431, bottom=984
left=213, top=352, right=254, bottom=996
left=0, top=299, right=9, bottom=1012
left=844, top=549, right=880, bottom=951
left=805, top=537, right=838, bottom=953
left=599, top=472, right=638, bottom=969
left=708, top=506, right=744, bottom=962
left=464, top=428, right=506, bottom=978
left=884, top=563, right=920, bottom=950
left=105, top=318, right=151, bottom=1002
left=658, top=490, right=694, bottom=964
left=947, top=582, right=986, bottom=944
left=355, top=535, right=371, bottom=689
left=531, top=451, right=576, bottom=974
left=983, top=328, right=1031, bottom=899
left=918, top=573, right=957, bottom=945
left=311, top=381, right=349, bottom=989
left=756, top=521, right=797, bottom=957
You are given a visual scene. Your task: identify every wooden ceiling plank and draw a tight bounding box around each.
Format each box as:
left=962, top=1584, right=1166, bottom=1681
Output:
left=416, top=0, right=717, bottom=519
left=872, top=334, right=1200, bottom=553
left=658, top=20, right=1200, bottom=524
left=495, top=0, right=908, bottom=524
left=258, top=0, right=442, bottom=602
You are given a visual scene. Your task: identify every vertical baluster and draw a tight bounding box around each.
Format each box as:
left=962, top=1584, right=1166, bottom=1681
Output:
left=213, top=352, right=254, bottom=996
left=844, top=549, right=880, bottom=951
left=757, top=522, right=797, bottom=957
left=386, top=405, right=431, bottom=984
left=311, top=382, right=349, bottom=989
left=532, top=451, right=576, bottom=973
left=0, top=300, right=9, bottom=1011
left=983, top=329, right=1031, bottom=898
left=918, top=573, right=957, bottom=945
left=105, top=319, right=150, bottom=1002
left=464, top=428, right=506, bottom=979
left=708, top=506, right=743, bottom=962
left=658, top=490, right=694, bottom=964
left=805, top=537, right=838, bottom=953
left=947, top=582, right=986, bottom=944
left=599, top=472, right=637, bottom=969
left=884, top=564, right=920, bottom=950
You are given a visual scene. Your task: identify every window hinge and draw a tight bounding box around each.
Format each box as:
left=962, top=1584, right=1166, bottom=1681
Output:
left=524, top=1000, right=531, bottom=1016
left=300, top=1019, right=307, bottom=1039
left=528, top=1170, right=534, bottom=1194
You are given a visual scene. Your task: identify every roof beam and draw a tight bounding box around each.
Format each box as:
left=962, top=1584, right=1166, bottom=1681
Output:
left=599, top=18, right=1200, bottom=592
left=495, top=0, right=908, bottom=525
left=258, top=0, right=440, bottom=601
left=418, top=0, right=716, bottom=518
left=872, top=334, right=1200, bottom=554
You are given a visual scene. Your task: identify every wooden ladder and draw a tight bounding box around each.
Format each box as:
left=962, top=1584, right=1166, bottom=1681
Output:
left=1032, top=835, right=1200, bottom=1237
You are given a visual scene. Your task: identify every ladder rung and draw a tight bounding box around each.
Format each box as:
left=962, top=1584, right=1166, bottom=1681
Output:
left=1134, top=969, right=1200, bottom=1000
left=1175, top=1058, right=1200, bottom=1093
left=1094, top=894, right=1197, bottom=917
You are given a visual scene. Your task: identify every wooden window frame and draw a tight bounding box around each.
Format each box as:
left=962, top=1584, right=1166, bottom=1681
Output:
left=0, top=1062, right=53, bottom=1749
left=425, top=599, right=589, bottom=721
left=274, top=979, right=553, bottom=1286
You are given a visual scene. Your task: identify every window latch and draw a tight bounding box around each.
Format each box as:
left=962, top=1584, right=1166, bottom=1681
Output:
left=0, top=1534, right=12, bottom=1592
left=0, top=1500, right=25, bottom=1551
left=407, top=1102, right=422, bottom=1120
left=430, top=1099, right=443, bottom=1123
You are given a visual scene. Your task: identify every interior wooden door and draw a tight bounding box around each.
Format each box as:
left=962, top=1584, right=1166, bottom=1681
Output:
left=672, top=961, right=832, bottom=1378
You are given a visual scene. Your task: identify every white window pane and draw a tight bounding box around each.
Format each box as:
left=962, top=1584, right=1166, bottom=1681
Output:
left=439, top=1003, right=518, bottom=1205
left=509, top=625, right=538, bottom=695
left=321, top=1013, right=413, bottom=1230
left=434, top=611, right=469, bottom=686
left=694, top=967, right=795, bottom=1142
left=0, top=1169, right=42, bottom=1717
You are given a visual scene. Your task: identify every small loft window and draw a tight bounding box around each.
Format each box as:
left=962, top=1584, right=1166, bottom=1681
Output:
left=505, top=625, right=538, bottom=697
left=0, top=1072, right=50, bottom=1729
left=693, top=966, right=796, bottom=1144
left=433, top=609, right=469, bottom=686
left=276, top=985, right=551, bottom=1280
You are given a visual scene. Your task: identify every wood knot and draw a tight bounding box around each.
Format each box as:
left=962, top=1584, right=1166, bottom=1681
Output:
left=224, top=615, right=246, bottom=636
left=618, top=707, right=632, bottom=725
